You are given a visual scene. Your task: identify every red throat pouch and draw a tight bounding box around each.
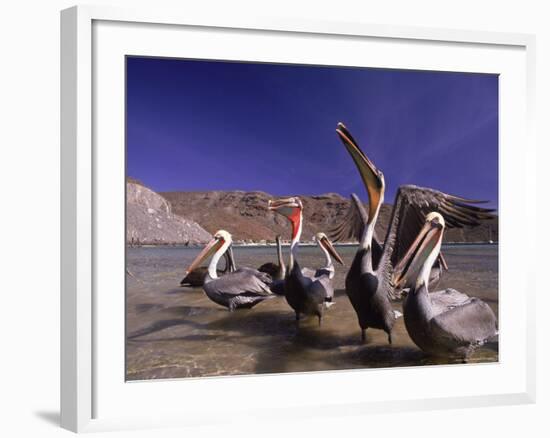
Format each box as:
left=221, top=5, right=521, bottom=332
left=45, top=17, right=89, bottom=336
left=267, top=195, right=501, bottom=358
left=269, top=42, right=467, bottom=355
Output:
left=289, top=207, right=302, bottom=240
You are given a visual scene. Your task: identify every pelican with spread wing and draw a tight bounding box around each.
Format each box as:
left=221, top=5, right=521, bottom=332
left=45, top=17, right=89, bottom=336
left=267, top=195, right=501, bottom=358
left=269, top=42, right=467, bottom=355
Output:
left=332, top=122, right=494, bottom=344
left=331, top=193, right=448, bottom=291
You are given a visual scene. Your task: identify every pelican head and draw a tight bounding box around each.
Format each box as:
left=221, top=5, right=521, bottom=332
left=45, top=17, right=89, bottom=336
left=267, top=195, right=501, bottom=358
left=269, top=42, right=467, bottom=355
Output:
left=268, top=197, right=303, bottom=239
left=268, top=196, right=303, bottom=216
left=315, top=232, right=345, bottom=265
left=336, top=122, right=385, bottom=223
left=185, top=229, right=232, bottom=275
left=392, top=212, right=445, bottom=289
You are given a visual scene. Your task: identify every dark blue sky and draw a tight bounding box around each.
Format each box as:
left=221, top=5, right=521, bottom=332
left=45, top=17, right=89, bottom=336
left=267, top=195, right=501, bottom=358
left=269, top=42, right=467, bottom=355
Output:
left=127, top=57, right=498, bottom=208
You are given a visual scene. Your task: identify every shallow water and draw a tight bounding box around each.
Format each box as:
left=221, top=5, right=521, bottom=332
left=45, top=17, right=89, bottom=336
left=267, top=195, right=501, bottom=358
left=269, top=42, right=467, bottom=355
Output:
left=126, top=244, right=498, bottom=380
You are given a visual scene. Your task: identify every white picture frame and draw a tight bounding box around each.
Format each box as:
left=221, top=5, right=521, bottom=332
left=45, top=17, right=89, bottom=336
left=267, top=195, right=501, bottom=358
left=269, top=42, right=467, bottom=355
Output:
left=60, top=4, right=536, bottom=433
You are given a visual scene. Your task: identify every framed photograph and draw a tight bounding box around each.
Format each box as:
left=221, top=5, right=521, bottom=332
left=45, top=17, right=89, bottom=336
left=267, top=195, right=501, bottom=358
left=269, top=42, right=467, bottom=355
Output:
left=61, top=5, right=536, bottom=433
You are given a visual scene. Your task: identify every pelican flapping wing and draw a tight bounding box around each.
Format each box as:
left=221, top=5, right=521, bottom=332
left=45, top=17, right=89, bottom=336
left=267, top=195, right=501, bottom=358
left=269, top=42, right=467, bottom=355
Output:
left=329, top=193, right=370, bottom=242
left=380, top=185, right=495, bottom=273
left=328, top=193, right=383, bottom=262
left=330, top=185, right=494, bottom=272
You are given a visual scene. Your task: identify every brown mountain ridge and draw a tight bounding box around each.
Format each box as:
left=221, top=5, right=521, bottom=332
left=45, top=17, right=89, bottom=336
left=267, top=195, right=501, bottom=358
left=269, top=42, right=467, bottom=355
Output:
left=161, top=190, right=498, bottom=244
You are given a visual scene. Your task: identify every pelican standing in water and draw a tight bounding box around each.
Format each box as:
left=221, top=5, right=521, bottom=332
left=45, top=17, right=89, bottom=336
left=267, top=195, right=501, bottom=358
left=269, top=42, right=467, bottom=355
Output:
left=302, top=233, right=344, bottom=279
left=258, top=235, right=286, bottom=279
left=300, top=232, right=345, bottom=308
left=393, top=212, right=498, bottom=361
left=225, top=245, right=272, bottom=284
left=332, top=122, right=494, bottom=343
left=268, top=198, right=344, bottom=325
left=257, top=235, right=286, bottom=295
left=332, top=193, right=448, bottom=292
left=184, top=230, right=275, bottom=311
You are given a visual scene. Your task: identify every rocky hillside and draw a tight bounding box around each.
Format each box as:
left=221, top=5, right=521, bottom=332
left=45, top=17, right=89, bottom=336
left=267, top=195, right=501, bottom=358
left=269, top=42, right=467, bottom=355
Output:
left=161, top=190, right=498, bottom=244
left=126, top=182, right=211, bottom=245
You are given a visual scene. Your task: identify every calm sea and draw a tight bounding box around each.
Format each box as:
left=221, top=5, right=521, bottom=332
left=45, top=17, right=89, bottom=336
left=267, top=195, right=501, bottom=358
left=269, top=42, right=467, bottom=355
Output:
left=126, top=244, right=498, bottom=380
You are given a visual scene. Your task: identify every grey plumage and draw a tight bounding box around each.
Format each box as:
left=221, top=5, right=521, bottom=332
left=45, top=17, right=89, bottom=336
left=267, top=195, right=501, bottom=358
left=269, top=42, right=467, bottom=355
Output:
left=257, top=235, right=286, bottom=295
left=203, top=269, right=275, bottom=311
left=300, top=267, right=336, bottom=308
left=268, top=198, right=343, bottom=325
left=330, top=122, right=494, bottom=343
left=291, top=232, right=343, bottom=320
left=183, top=230, right=275, bottom=311
left=180, top=251, right=232, bottom=287
left=403, top=284, right=497, bottom=360
left=379, top=185, right=494, bottom=273
left=425, top=288, right=471, bottom=315
left=331, top=186, right=493, bottom=275
left=258, top=236, right=286, bottom=279
left=330, top=192, right=447, bottom=294
left=284, top=262, right=330, bottom=324
left=396, top=212, right=498, bottom=360
left=226, top=245, right=273, bottom=284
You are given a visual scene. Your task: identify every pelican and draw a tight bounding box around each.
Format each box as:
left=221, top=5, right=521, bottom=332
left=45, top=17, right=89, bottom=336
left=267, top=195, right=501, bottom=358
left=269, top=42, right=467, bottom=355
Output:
left=331, top=193, right=448, bottom=293
left=226, top=245, right=272, bottom=284
left=184, top=230, right=275, bottom=311
left=302, top=232, right=344, bottom=281
left=257, top=235, right=286, bottom=295
left=258, top=235, right=286, bottom=279
left=268, top=197, right=344, bottom=325
left=393, top=212, right=498, bottom=360
left=180, top=250, right=232, bottom=287
left=332, top=122, right=495, bottom=343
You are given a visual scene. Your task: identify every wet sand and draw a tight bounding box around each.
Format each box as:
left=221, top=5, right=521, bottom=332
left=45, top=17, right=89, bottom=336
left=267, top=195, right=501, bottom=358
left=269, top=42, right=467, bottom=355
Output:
left=126, top=244, right=498, bottom=380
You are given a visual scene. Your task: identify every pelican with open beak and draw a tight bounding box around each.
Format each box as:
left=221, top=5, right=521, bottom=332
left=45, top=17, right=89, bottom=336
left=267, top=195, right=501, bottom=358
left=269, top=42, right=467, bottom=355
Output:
left=183, top=230, right=275, bottom=311
left=330, top=122, right=494, bottom=344
left=394, top=212, right=498, bottom=361
left=268, top=197, right=343, bottom=324
left=334, top=123, right=401, bottom=343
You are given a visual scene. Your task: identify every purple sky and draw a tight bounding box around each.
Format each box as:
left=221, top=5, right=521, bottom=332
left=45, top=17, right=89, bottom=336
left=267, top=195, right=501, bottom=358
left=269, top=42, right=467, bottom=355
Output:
left=126, top=57, right=498, bottom=208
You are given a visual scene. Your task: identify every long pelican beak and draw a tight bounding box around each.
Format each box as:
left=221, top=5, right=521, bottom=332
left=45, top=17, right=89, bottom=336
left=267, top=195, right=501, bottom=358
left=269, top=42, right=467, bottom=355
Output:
left=336, top=122, right=384, bottom=224
left=226, top=244, right=237, bottom=272
left=392, top=218, right=444, bottom=289
left=268, top=197, right=301, bottom=214
left=184, top=236, right=225, bottom=275
left=319, top=235, right=345, bottom=265
left=268, top=197, right=303, bottom=238
left=438, top=252, right=449, bottom=271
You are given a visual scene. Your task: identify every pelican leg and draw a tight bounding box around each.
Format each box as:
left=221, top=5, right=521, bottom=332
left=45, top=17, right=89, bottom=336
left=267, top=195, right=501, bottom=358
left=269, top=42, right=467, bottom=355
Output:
left=361, top=328, right=367, bottom=344
left=387, top=332, right=393, bottom=345
left=318, top=315, right=322, bottom=327
left=461, top=351, right=472, bottom=364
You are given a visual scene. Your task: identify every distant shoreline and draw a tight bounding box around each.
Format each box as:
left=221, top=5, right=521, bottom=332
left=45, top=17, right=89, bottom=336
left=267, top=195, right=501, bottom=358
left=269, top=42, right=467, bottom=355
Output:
left=127, top=241, right=499, bottom=249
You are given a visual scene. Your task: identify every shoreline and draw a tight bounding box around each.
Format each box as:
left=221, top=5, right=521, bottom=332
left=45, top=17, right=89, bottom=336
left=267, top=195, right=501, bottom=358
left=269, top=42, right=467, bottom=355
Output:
left=127, top=241, right=499, bottom=249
